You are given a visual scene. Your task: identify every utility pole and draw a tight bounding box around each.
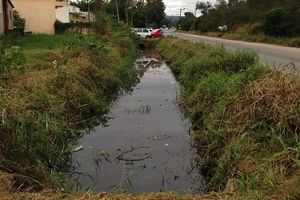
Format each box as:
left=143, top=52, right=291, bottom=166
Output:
left=88, top=0, right=91, bottom=22
left=126, top=0, right=129, bottom=24
left=95, top=0, right=103, bottom=11
left=178, top=8, right=185, bottom=29
left=131, top=11, right=134, bottom=26
left=115, top=0, right=120, bottom=23
left=193, top=8, right=197, bottom=31
left=145, top=15, right=148, bottom=27
left=179, top=8, right=185, bottom=21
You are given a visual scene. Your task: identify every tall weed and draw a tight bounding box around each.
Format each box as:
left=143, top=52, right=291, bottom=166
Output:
left=0, top=34, right=137, bottom=188
left=156, top=38, right=300, bottom=199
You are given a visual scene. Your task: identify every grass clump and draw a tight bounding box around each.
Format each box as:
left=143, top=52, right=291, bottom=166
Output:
left=0, top=32, right=137, bottom=190
left=192, top=31, right=300, bottom=48
left=156, top=38, right=300, bottom=199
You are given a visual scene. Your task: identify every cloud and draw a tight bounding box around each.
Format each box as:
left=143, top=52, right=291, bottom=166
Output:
left=164, top=0, right=216, bottom=16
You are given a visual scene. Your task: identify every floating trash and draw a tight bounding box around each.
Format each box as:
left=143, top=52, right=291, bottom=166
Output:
left=73, top=145, right=84, bottom=152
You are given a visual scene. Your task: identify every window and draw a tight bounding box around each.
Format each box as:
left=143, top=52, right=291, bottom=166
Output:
left=10, top=11, right=13, bottom=22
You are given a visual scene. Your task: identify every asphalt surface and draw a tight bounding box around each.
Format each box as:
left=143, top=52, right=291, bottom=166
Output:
left=176, top=32, right=300, bottom=72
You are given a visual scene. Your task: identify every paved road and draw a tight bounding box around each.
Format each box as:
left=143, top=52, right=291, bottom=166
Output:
left=176, top=32, right=300, bottom=72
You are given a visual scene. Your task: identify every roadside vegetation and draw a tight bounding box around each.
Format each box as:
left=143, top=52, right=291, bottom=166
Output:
left=184, top=31, right=300, bottom=48
left=156, top=38, right=300, bottom=199
left=0, top=28, right=137, bottom=191
left=180, top=0, right=300, bottom=47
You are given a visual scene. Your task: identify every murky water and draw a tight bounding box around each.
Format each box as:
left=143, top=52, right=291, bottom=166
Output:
left=72, top=55, right=205, bottom=193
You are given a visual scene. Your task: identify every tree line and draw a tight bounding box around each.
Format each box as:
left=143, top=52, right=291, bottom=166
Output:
left=180, top=0, right=300, bottom=37
left=70, top=0, right=167, bottom=28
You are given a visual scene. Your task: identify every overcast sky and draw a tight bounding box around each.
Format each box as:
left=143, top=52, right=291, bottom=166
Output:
left=164, top=0, right=216, bottom=16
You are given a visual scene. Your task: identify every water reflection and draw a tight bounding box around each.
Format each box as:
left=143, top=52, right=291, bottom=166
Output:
left=72, top=55, right=206, bottom=193
left=136, top=54, right=162, bottom=78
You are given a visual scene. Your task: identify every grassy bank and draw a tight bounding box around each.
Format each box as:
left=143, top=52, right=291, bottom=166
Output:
left=185, top=31, right=300, bottom=48
left=156, top=38, right=300, bottom=199
left=0, top=32, right=137, bottom=190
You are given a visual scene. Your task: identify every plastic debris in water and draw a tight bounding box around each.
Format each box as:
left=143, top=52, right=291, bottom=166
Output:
left=73, top=145, right=84, bottom=152
left=147, top=136, right=159, bottom=140
left=53, top=60, right=58, bottom=68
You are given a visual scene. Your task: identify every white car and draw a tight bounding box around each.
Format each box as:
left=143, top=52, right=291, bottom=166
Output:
left=134, top=28, right=151, bottom=39
left=161, top=27, right=175, bottom=37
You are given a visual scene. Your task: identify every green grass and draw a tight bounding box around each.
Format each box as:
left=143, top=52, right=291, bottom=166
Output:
left=185, top=31, right=300, bottom=48
left=221, top=33, right=300, bottom=47
left=156, top=38, right=300, bottom=199
left=0, top=33, right=137, bottom=189
left=1, top=34, right=99, bottom=49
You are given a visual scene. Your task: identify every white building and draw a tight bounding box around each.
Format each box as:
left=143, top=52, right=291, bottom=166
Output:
left=55, top=6, right=70, bottom=23
left=56, top=4, right=94, bottom=23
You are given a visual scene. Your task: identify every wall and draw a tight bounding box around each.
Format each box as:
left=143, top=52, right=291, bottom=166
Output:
left=69, top=5, right=79, bottom=13
left=12, top=0, right=57, bottom=34
left=7, top=0, right=13, bottom=29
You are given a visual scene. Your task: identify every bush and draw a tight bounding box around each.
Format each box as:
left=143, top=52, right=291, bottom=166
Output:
left=263, top=8, right=295, bottom=37
left=13, top=11, right=25, bottom=30
left=54, top=21, right=92, bottom=34
left=287, top=37, right=300, bottom=47
left=93, top=12, right=112, bottom=35
left=0, top=45, right=26, bottom=76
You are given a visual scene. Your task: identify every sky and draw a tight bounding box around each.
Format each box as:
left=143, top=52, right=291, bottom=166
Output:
left=164, top=0, right=216, bottom=16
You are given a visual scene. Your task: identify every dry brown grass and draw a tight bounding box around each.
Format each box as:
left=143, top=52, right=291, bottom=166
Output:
left=230, top=70, right=300, bottom=136
left=0, top=171, right=230, bottom=200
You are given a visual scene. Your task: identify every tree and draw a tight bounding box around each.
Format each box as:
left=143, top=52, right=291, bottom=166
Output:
left=70, top=0, right=96, bottom=12
left=196, top=1, right=212, bottom=15
left=181, top=12, right=196, bottom=31
left=72, top=0, right=166, bottom=28
left=263, top=8, right=295, bottom=37
left=145, top=0, right=166, bottom=27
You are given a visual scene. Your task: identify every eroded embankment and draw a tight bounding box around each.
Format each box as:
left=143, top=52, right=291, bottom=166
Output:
left=0, top=33, right=137, bottom=190
left=156, top=38, right=300, bottom=199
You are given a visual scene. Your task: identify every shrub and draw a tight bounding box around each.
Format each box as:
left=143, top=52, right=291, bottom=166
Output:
left=13, top=11, right=25, bottom=30
left=288, top=37, right=300, bottom=47
left=0, top=45, right=26, bottom=76
left=263, top=8, right=295, bottom=37
left=54, top=21, right=92, bottom=34
left=93, top=12, right=112, bottom=35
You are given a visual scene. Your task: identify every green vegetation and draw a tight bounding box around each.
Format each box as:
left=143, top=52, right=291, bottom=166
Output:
left=179, top=1, right=300, bottom=47
left=156, top=38, right=300, bottom=199
left=71, top=0, right=167, bottom=28
left=194, top=0, right=300, bottom=36
left=185, top=31, right=300, bottom=48
left=0, top=32, right=137, bottom=189
left=13, top=11, right=26, bottom=30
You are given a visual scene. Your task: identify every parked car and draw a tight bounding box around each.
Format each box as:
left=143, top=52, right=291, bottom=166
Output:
left=161, top=27, right=175, bottom=37
left=150, top=29, right=164, bottom=39
left=133, top=28, right=151, bottom=39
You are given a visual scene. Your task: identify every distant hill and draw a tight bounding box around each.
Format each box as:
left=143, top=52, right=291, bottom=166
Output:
left=167, top=16, right=180, bottom=23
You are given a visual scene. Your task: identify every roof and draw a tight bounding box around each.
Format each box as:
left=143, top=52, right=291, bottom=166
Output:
left=7, top=0, right=14, bottom=8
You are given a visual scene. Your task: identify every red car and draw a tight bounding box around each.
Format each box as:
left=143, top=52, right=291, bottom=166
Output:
left=150, top=29, right=164, bottom=39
